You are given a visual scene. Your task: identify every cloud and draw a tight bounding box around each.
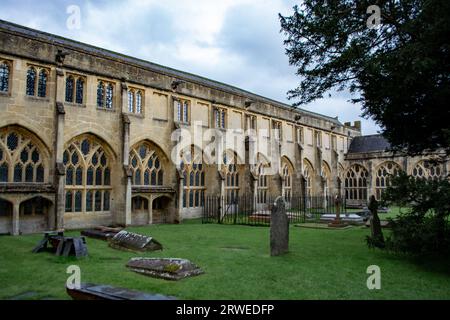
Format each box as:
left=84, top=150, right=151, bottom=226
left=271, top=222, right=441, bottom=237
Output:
left=0, top=0, right=381, bottom=135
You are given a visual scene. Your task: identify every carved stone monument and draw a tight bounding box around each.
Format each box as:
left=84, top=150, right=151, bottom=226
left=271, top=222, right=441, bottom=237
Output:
left=368, top=195, right=385, bottom=247
left=270, top=196, right=289, bottom=256
left=328, top=195, right=347, bottom=228
left=108, top=230, right=162, bottom=252
left=127, top=258, right=204, bottom=281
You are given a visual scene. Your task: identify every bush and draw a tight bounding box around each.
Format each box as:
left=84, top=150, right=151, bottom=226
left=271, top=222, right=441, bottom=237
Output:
left=379, top=171, right=450, bottom=256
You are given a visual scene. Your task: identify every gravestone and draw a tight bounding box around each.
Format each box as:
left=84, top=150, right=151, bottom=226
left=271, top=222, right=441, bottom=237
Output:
left=81, top=226, right=123, bottom=241
left=368, top=195, right=385, bottom=247
left=270, top=196, right=289, bottom=256
left=66, top=283, right=177, bottom=300
left=126, top=258, right=204, bottom=281
left=328, top=195, right=347, bottom=228
left=108, top=230, right=163, bottom=252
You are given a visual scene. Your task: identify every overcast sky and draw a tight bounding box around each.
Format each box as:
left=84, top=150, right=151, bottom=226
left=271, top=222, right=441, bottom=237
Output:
left=0, top=0, right=381, bottom=134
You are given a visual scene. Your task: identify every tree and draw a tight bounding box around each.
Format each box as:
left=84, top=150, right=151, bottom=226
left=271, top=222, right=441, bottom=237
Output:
left=279, top=0, right=450, bottom=154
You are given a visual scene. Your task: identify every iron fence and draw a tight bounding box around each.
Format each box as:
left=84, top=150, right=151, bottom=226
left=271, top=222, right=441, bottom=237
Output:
left=202, top=195, right=346, bottom=226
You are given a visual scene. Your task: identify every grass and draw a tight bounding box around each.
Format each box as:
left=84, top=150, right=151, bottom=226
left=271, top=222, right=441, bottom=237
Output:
left=0, top=219, right=449, bottom=300
left=346, top=206, right=408, bottom=220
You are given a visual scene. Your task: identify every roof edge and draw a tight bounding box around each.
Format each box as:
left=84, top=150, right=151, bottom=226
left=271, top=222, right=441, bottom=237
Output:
left=0, top=19, right=346, bottom=126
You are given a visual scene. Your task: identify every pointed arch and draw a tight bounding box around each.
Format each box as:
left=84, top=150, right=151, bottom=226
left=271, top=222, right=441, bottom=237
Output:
left=281, top=157, right=294, bottom=202
left=64, top=134, right=113, bottom=214
left=303, top=158, right=315, bottom=197
left=411, top=160, right=444, bottom=181
left=222, top=150, right=241, bottom=202
left=344, top=164, right=368, bottom=201
left=129, top=140, right=168, bottom=187
left=281, top=155, right=295, bottom=172
left=66, top=132, right=117, bottom=160
left=0, top=197, right=13, bottom=217
left=321, top=160, right=332, bottom=198
left=180, top=145, right=206, bottom=209
left=375, top=161, right=402, bottom=200
left=0, top=125, right=51, bottom=183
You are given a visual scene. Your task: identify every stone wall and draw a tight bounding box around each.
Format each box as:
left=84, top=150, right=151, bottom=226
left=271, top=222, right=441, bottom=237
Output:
left=0, top=20, right=361, bottom=234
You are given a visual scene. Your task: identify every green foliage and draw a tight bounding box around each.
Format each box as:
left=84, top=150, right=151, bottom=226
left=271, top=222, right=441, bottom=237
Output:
left=280, top=0, right=450, bottom=154
left=381, top=171, right=450, bottom=256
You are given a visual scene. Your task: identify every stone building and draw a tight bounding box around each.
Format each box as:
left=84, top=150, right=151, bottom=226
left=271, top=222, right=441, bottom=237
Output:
left=0, top=20, right=447, bottom=235
left=344, top=135, right=448, bottom=207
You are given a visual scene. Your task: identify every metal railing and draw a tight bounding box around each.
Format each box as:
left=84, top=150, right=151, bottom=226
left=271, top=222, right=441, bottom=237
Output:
left=202, top=195, right=346, bottom=226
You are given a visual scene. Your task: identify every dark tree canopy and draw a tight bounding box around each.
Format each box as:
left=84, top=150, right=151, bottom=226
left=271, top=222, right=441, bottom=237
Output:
left=280, top=0, right=450, bottom=155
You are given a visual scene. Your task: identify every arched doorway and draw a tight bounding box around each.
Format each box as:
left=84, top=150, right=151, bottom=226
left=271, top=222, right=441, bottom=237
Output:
left=131, top=196, right=150, bottom=225
left=152, top=196, right=173, bottom=224
left=19, top=196, right=53, bottom=234
left=0, top=198, right=13, bottom=235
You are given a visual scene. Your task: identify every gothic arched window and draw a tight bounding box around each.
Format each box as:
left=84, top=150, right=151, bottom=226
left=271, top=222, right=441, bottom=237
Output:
left=66, top=74, right=85, bottom=104
left=37, top=69, right=48, bottom=98
left=223, top=152, right=239, bottom=203
left=130, top=142, right=164, bottom=186
left=282, top=161, right=293, bottom=202
left=412, top=160, right=443, bottom=181
left=64, top=136, right=112, bottom=213
left=321, top=162, right=332, bottom=198
left=345, top=164, right=368, bottom=201
left=26, top=66, right=49, bottom=98
left=127, top=88, right=144, bottom=115
left=105, top=83, right=113, bottom=109
left=0, top=128, right=47, bottom=183
left=75, top=78, right=84, bottom=104
left=26, top=67, right=37, bottom=96
left=257, top=164, right=268, bottom=204
left=0, top=61, right=10, bottom=92
left=180, top=146, right=205, bottom=208
left=97, top=81, right=105, bottom=107
left=375, top=162, right=401, bottom=200
left=65, top=76, right=74, bottom=102
left=303, top=160, right=314, bottom=198
left=97, top=80, right=114, bottom=109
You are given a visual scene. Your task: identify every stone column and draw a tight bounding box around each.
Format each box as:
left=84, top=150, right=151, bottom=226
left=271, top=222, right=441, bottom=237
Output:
left=125, top=175, right=132, bottom=226
left=367, top=161, right=373, bottom=202
left=12, top=202, right=20, bottom=236
left=148, top=195, right=153, bottom=225
left=219, top=172, right=225, bottom=219
left=253, top=178, right=258, bottom=206
left=122, top=114, right=132, bottom=226
left=55, top=102, right=66, bottom=231
left=177, top=171, right=184, bottom=223
left=330, top=148, right=339, bottom=197
left=293, top=144, right=303, bottom=197
left=314, top=146, right=323, bottom=197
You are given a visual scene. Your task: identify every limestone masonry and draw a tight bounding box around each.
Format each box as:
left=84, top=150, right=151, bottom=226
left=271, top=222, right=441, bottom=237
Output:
left=0, top=20, right=447, bottom=235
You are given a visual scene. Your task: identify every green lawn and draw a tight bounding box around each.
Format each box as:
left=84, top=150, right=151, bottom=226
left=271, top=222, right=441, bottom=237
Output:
left=0, top=220, right=449, bottom=300
left=346, top=206, right=408, bottom=220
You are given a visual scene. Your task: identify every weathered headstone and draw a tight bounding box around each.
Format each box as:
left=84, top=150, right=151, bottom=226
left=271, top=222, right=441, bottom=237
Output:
left=127, top=258, right=204, bottom=281
left=108, top=230, right=163, bottom=252
left=368, top=195, right=385, bottom=247
left=270, top=196, right=289, bottom=256
left=81, top=226, right=123, bottom=241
